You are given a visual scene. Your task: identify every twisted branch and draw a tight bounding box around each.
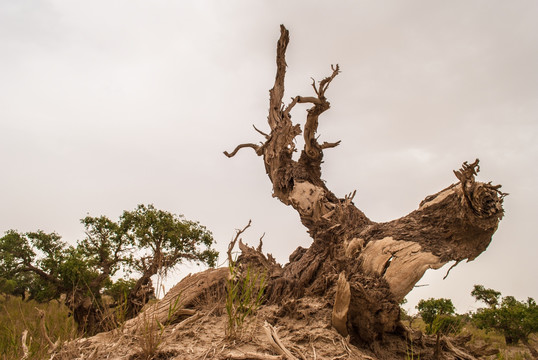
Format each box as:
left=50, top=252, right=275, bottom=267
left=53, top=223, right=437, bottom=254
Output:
left=227, top=220, right=252, bottom=265
left=224, top=143, right=262, bottom=158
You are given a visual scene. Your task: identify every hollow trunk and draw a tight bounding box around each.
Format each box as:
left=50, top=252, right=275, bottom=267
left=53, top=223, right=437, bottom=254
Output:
left=224, top=25, right=505, bottom=345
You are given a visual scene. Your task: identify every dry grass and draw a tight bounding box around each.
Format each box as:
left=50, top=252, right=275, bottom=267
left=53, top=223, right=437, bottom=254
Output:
left=0, top=295, right=77, bottom=360
left=2, top=293, right=536, bottom=360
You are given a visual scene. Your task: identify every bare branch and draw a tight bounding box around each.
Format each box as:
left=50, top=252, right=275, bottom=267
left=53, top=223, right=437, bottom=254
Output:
left=345, top=190, right=357, bottom=202
left=311, top=77, right=319, bottom=96
left=227, top=220, right=252, bottom=265
left=284, top=96, right=300, bottom=117
left=296, top=96, right=322, bottom=105
left=318, top=64, right=340, bottom=97
left=298, top=65, right=342, bottom=160
left=224, top=143, right=261, bottom=158
left=23, top=264, right=63, bottom=287
left=268, top=25, right=290, bottom=130
left=257, top=232, right=265, bottom=253
left=320, top=140, right=341, bottom=149
left=253, top=124, right=270, bottom=139
left=453, top=158, right=480, bottom=183
left=443, top=260, right=461, bottom=280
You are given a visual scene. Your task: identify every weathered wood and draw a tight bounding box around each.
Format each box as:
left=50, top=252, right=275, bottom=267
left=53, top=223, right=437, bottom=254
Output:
left=332, top=272, right=351, bottom=337
left=441, top=336, right=478, bottom=360
left=225, top=25, right=505, bottom=345
left=51, top=25, right=507, bottom=360
left=263, top=321, right=299, bottom=360
left=123, top=267, right=227, bottom=332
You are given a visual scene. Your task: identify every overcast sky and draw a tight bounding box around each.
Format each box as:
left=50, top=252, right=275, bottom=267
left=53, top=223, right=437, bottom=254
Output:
left=1, top=0, right=537, bottom=314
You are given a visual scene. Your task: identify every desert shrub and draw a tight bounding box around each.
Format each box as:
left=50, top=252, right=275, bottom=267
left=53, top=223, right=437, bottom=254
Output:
left=225, top=261, right=266, bottom=339
left=471, top=285, right=538, bottom=346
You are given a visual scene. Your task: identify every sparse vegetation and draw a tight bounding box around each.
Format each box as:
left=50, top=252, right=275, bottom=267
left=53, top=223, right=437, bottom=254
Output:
left=0, top=294, right=76, bottom=360
left=0, top=204, right=218, bottom=335
left=405, top=332, right=420, bottom=360
left=416, top=298, right=462, bottom=359
left=399, top=292, right=538, bottom=360
left=136, top=311, right=166, bottom=360
left=471, top=284, right=538, bottom=357
left=223, top=221, right=267, bottom=339
left=225, top=261, right=266, bottom=339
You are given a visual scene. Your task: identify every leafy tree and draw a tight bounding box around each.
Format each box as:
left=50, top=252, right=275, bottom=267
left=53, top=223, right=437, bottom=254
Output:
left=118, top=204, right=218, bottom=317
left=0, top=204, right=218, bottom=335
left=416, top=298, right=456, bottom=334
left=0, top=277, right=16, bottom=296
left=471, top=284, right=501, bottom=308
left=416, top=298, right=460, bottom=359
left=471, top=285, right=538, bottom=357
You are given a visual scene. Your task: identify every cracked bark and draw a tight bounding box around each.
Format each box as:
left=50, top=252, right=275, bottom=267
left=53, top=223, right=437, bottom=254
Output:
left=224, top=25, right=506, bottom=345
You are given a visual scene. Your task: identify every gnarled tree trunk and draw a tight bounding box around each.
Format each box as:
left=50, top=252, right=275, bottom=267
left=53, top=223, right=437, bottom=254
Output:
left=224, top=25, right=506, bottom=345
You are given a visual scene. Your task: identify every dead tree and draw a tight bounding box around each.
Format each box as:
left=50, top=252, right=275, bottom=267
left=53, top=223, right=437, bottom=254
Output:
left=224, top=25, right=506, bottom=344
left=54, top=26, right=507, bottom=358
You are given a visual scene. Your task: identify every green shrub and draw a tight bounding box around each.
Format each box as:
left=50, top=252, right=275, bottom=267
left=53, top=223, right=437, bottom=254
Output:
left=471, top=285, right=538, bottom=349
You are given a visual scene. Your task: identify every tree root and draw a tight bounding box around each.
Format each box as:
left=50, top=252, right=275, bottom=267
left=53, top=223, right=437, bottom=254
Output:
left=441, top=335, right=477, bottom=360
left=171, top=311, right=202, bottom=334
left=263, top=321, right=299, bottom=360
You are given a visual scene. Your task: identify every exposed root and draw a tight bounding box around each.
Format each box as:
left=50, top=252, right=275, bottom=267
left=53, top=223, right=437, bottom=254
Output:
left=441, top=336, right=478, bottom=360
left=171, top=311, right=202, bottom=334
left=263, top=321, right=298, bottom=360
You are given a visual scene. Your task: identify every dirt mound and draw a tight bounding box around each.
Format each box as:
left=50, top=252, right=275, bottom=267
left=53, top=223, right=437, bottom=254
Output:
left=53, top=297, right=374, bottom=359
left=52, top=295, right=502, bottom=360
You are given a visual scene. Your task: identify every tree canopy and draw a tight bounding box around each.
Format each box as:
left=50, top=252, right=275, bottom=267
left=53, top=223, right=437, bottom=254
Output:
left=471, top=284, right=501, bottom=308
left=416, top=297, right=456, bottom=335
left=0, top=204, right=218, bottom=335
left=471, top=285, right=538, bottom=353
left=416, top=298, right=461, bottom=359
